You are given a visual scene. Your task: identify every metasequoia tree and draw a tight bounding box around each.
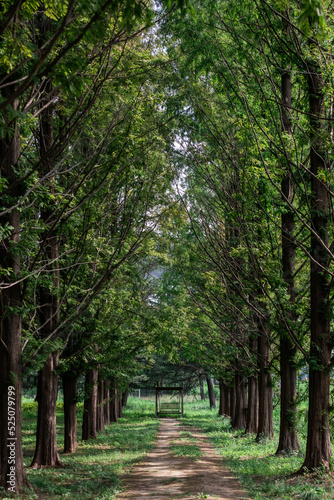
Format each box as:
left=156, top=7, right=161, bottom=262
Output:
left=62, top=368, right=79, bottom=453
left=211, top=0, right=333, bottom=467
left=168, top=115, right=277, bottom=437
left=30, top=12, right=63, bottom=468
left=275, top=8, right=300, bottom=455
left=0, top=85, right=30, bottom=490
left=162, top=0, right=334, bottom=469
left=0, top=0, right=190, bottom=488
left=155, top=201, right=257, bottom=424
left=82, top=368, right=98, bottom=440
left=0, top=0, right=138, bottom=483
left=302, top=31, right=332, bottom=472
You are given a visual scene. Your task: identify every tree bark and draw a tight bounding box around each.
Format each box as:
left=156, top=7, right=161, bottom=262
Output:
left=122, top=388, right=129, bottom=408
left=219, top=379, right=224, bottom=416
left=230, top=382, right=236, bottom=421
left=62, top=372, right=78, bottom=453
left=118, top=389, right=124, bottom=418
left=96, top=378, right=105, bottom=433
left=245, top=374, right=258, bottom=434
left=301, top=61, right=332, bottom=471
left=31, top=15, right=62, bottom=465
left=256, top=316, right=273, bottom=441
left=33, top=230, right=61, bottom=466
left=104, top=381, right=110, bottom=425
left=82, top=369, right=98, bottom=440
left=31, top=352, right=62, bottom=467
left=231, top=372, right=247, bottom=430
left=277, top=335, right=300, bottom=453
left=222, top=382, right=231, bottom=416
left=32, top=225, right=61, bottom=466
left=0, top=86, right=29, bottom=491
left=276, top=50, right=300, bottom=454
left=199, top=376, right=205, bottom=400
left=206, top=375, right=216, bottom=408
left=109, top=379, right=118, bottom=423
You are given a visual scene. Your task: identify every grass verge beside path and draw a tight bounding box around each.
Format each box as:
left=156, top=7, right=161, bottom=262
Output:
left=181, top=401, right=334, bottom=500
left=12, top=398, right=159, bottom=500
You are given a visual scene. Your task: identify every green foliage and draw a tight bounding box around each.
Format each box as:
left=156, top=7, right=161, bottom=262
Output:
left=0, top=221, right=13, bottom=241
left=299, top=0, right=327, bottom=34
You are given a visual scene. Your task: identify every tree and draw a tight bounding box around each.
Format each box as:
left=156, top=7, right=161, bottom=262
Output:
left=302, top=28, right=332, bottom=472
left=0, top=0, right=191, bottom=487
left=0, top=84, right=30, bottom=491
left=161, top=0, right=334, bottom=468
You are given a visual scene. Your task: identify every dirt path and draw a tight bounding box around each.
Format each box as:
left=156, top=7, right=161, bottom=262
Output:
left=116, top=418, right=250, bottom=500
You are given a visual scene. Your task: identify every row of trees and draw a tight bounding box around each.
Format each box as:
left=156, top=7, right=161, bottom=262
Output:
left=159, top=0, right=334, bottom=473
left=0, top=0, right=192, bottom=492
left=1, top=0, right=334, bottom=494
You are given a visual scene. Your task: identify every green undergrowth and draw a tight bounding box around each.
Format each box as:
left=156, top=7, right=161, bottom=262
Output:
left=181, top=401, right=334, bottom=500
left=14, top=397, right=159, bottom=500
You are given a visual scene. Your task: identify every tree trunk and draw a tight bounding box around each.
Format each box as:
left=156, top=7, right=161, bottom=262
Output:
left=206, top=375, right=216, bottom=409
left=277, top=335, right=300, bottom=453
left=31, top=352, right=62, bottom=467
left=0, top=86, right=29, bottom=492
left=82, top=369, right=98, bottom=440
left=230, top=379, right=238, bottom=427
left=301, top=62, right=332, bottom=471
left=24, top=374, right=30, bottom=391
left=219, top=379, right=224, bottom=416
left=276, top=48, right=300, bottom=454
left=222, top=382, right=231, bottom=416
left=230, top=382, right=236, bottom=421
left=62, top=372, right=78, bottom=454
left=256, top=316, right=273, bottom=441
left=109, top=379, right=118, bottom=423
left=245, top=374, right=258, bottom=434
left=96, top=378, right=105, bottom=433
left=104, top=382, right=110, bottom=425
left=122, top=388, right=129, bottom=408
left=31, top=20, right=62, bottom=465
left=32, top=239, right=61, bottom=467
left=118, top=389, right=124, bottom=418
left=231, top=373, right=247, bottom=430
left=199, top=377, right=205, bottom=400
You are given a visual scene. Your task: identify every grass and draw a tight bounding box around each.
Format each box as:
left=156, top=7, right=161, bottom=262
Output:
left=170, top=444, right=202, bottom=459
left=170, top=429, right=202, bottom=459
left=11, top=397, right=159, bottom=500
left=8, top=395, right=334, bottom=499
left=179, top=430, right=197, bottom=442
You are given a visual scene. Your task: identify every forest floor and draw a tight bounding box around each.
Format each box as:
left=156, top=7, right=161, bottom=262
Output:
left=116, top=418, right=250, bottom=500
